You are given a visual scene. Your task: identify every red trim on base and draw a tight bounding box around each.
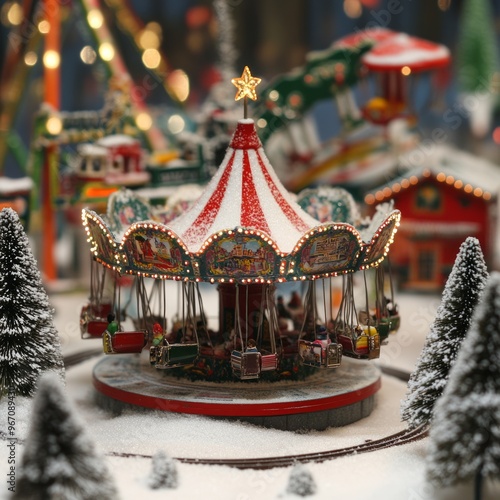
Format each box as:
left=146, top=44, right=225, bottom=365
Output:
left=93, top=375, right=381, bottom=417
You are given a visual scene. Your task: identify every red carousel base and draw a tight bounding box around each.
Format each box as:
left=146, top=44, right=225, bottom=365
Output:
left=93, top=354, right=381, bottom=431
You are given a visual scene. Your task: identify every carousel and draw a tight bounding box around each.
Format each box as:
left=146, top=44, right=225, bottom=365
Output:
left=82, top=69, right=401, bottom=428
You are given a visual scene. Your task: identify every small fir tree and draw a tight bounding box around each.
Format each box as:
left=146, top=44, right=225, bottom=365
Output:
left=14, top=373, right=119, bottom=500
left=401, top=237, right=488, bottom=429
left=0, top=208, right=64, bottom=396
left=457, top=0, right=499, bottom=95
left=456, top=0, right=499, bottom=137
left=147, top=451, right=179, bottom=490
left=285, top=463, right=317, bottom=497
left=427, top=273, right=500, bottom=499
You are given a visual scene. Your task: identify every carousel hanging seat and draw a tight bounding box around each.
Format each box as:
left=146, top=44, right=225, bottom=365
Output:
left=81, top=308, right=110, bottom=338
left=150, top=341, right=199, bottom=369
left=103, top=329, right=148, bottom=354
left=337, top=325, right=380, bottom=360
left=298, top=340, right=342, bottom=369
left=231, top=350, right=262, bottom=380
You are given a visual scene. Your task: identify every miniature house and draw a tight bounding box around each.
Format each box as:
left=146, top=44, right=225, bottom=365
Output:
left=365, top=145, right=499, bottom=291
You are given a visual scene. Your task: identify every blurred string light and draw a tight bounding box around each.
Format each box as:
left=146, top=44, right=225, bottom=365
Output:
left=46, top=116, right=63, bottom=135
left=38, top=19, right=50, bottom=34
left=142, top=48, right=161, bottom=69
left=344, top=0, right=363, bottom=18
left=80, top=45, right=97, bottom=65
left=167, top=114, right=186, bottom=134
left=4, top=2, right=23, bottom=26
left=43, top=50, right=60, bottom=69
left=166, top=69, right=190, bottom=102
left=138, top=22, right=162, bottom=49
left=24, top=51, right=37, bottom=66
left=99, top=42, right=115, bottom=61
left=401, top=66, right=411, bottom=76
left=135, top=112, right=153, bottom=131
left=87, top=9, right=104, bottom=30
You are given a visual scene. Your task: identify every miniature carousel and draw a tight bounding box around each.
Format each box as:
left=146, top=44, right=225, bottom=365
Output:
left=82, top=68, right=401, bottom=430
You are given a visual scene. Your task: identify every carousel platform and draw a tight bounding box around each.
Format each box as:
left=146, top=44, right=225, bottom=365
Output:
left=93, top=354, right=381, bottom=431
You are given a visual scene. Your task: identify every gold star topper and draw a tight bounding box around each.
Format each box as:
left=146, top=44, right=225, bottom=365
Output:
left=231, top=67, right=261, bottom=117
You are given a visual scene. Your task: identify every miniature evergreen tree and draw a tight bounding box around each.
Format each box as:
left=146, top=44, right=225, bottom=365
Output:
left=0, top=208, right=64, bottom=396
left=457, top=0, right=499, bottom=95
left=147, top=450, right=179, bottom=490
left=401, top=237, right=488, bottom=429
left=285, top=463, right=317, bottom=497
left=14, top=373, right=119, bottom=500
left=456, top=0, right=499, bottom=137
left=427, top=273, right=500, bottom=499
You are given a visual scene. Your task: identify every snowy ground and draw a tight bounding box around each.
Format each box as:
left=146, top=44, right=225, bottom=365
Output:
left=2, top=290, right=500, bottom=499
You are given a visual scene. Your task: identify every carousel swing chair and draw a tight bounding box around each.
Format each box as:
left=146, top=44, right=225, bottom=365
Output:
left=102, top=274, right=148, bottom=355
left=80, top=258, right=113, bottom=339
left=150, top=280, right=199, bottom=370
left=375, top=259, right=400, bottom=337
left=230, top=284, right=279, bottom=380
left=335, top=273, right=380, bottom=360
left=297, top=280, right=342, bottom=369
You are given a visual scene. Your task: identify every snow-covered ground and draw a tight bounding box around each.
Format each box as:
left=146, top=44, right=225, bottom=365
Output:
left=2, top=290, right=499, bottom=499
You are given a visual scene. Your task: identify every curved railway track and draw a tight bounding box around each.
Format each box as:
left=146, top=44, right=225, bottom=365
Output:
left=63, top=348, right=427, bottom=469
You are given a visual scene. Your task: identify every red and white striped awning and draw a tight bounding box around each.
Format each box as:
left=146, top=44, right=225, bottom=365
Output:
left=362, top=33, right=450, bottom=72
left=168, top=119, right=319, bottom=254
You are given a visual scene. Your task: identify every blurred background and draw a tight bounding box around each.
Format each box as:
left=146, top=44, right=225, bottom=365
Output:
left=0, top=0, right=499, bottom=286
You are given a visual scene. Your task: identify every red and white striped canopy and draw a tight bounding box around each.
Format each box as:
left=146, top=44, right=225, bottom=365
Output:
left=168, top=119, right=319, bottom=254
left=362, top=33, right=450, bottom=72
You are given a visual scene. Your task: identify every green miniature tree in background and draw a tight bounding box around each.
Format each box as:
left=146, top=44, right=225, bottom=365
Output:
left=456, top=0, right=500, bottom=137
left=401, top=237, right=488, bottom=429
left=457, top=0, right=499, bottom=94
left=0, top=208, right=64, bottom=396
left=427, top=273, right=500, bottom=500
left=14, top=373, right=119, bottom=500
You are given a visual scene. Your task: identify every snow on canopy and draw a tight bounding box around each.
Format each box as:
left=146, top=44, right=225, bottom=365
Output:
left=361, top=33, right=450, bottom=71
left=168, top=119, right=320, bottom=254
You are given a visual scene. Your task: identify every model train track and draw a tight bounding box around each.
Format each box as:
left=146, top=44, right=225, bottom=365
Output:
left=67, top=349, right=425, bottom=469
left=107, top=424, right=427, bottom=469
left=64, top=348, right=103, bottom=368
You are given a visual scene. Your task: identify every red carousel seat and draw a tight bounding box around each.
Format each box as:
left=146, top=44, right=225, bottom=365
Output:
left=261, top=352, right=278, bottom=371
left=103, top=331, right=147, bottom=354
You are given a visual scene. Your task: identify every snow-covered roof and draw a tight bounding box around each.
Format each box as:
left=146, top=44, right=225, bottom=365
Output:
left=399, top=220, right=480, bottom=236
left=78, top=143, right=108, bottom=157
left=168, top=119, right=319, bottom=254
left=0, top=177, right=33, bottom=194
left=367, top=144, right=500, bottom=202
left=362, top=33, right=450, bottom=71
left=97, top=134, right=139, bottom=147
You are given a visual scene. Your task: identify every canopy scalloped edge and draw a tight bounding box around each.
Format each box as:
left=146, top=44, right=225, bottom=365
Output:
left=82, top=208, right=401, bottom=282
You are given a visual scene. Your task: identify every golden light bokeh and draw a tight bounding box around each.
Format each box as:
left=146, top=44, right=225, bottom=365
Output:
left=43, top=50, right=60, bottom=69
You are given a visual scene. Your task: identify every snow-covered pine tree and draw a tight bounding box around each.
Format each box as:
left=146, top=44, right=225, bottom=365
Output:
left=401, top=237, right=488, bottom=429
left=147, top=450, right=179, bottom=489
left=13, top=372, right=119, bottom=500
left=285, top=463, right=317, bottom=497
left=0, top=208, right=64, bottom=396
left=427, top=272, right=500, bottom=498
